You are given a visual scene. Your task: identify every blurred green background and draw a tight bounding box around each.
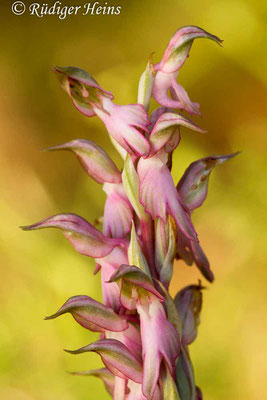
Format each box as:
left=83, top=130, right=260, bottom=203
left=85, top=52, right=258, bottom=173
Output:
left=1, top=0, right=267, bottom=399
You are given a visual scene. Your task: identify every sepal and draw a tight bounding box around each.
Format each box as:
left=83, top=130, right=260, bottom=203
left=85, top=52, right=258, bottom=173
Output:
left=108, top=264, right=164, bottom=310
left=138, top=156, right=198, bottom=241
left=137, top=300, right=180, bottom=399
left=149, top=112, right=205, bottom=156
left=103, top=183, right=133, bottom=238
left=95, top=101, right=151, bottom=157
left=65, top=339, right=143, bottom=384
left=159, top=26, right=222, bottom=74
left=21, top=213, right=125, bottom=258
left=53, top=66, right=113, bottom=116
left=44, top=139, right=121, bottom=184
left=45, top=295, right=128, bottom=333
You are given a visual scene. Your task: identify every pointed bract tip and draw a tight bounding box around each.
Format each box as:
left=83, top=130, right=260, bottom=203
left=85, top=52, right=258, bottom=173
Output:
left=64, top=348, right=79, bottom=355
left=20, top=225, right=32, bottom=231
left=44, top=313, right=57, bottom=321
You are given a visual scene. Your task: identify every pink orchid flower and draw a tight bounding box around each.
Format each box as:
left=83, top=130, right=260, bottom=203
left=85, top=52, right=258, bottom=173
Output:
left=152, top=26, right=222, bottom=115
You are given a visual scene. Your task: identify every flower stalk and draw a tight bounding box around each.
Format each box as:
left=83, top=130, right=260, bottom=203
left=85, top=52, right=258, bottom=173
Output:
left=23, top=26, right=237, bottom=399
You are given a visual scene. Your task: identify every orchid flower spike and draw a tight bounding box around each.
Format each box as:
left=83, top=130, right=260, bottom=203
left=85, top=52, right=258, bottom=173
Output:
left=23, top=25, right=238, bottom=399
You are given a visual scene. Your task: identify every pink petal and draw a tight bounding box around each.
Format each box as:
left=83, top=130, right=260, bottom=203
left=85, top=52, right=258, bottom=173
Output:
left=113, top=376, right=127, bottom=400
left=103, top=183, right=133, bottom=238
left=66, top=339, right=143, bottom=384
left=159, top=26, right=222, bottom=74
left=153, top=71, right=184, bottom=110
left=170, top=76, right=201, bottom=116
left=98, top=247, right=129, bottom=312
left=21, top=213, right=125, bottom=258
left=137, top=300, right=180, bottom=398
left=138, top=156, right=198, bottom=241
left=149, top=111, right=205, bottom=156
left=106, top=323, right=142, bottom=363
left=126, top=381, right=161, bottom=400
left=45, top=295, right=128, bottom=333
left=95, top=99, right=151, bottom=157
left=53, top=66, right=113, bottom=117
left=108, top=264, right=164, bottom=310
left=45, top=139, right=122, bottom=184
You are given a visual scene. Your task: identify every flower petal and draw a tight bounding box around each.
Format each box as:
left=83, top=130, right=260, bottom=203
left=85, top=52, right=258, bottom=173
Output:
left=98, top=247, right=129, bottom=311
left=126, top=381, right=161, bottom=400
left=21, top=213, right=125, bottom=258
left=177, top=153, right=239, bottom=211
left=138, top=156, right=198, bottom=241
left=95, top=100, right=151, bottom=157
left=45, top=295, right=128, bottom=333
left=66, top=339, right=143, bottom=384
left=159, top=26, right=222, bottom=74
left=152, top=71, right=201, bottom=116
left=149, top=112, right=205, bottom=156
left=106, top=323, right=142, bottom=363
left=114, top=376, right=127, bottom=400
left=45, top=139, right=121, bottom=184
left=53, top=65, right=113, bottom=117
left=137, top=300, right=180, bottom=399
left=103, top=183, right=133, bottom=238
left=108, top=264, right=164, bottom=310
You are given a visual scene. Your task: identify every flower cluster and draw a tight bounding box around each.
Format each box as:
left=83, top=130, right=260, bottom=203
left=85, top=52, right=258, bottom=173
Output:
left=23, top=26, right=237, bottom=399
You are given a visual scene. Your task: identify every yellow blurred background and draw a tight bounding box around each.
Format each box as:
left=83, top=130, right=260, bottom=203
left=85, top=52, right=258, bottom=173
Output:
left=1, top=0, right=266, bottom=399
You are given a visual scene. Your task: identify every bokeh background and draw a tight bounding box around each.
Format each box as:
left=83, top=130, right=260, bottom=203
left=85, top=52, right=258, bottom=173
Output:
left=1, top=0, right=267, bottom=399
